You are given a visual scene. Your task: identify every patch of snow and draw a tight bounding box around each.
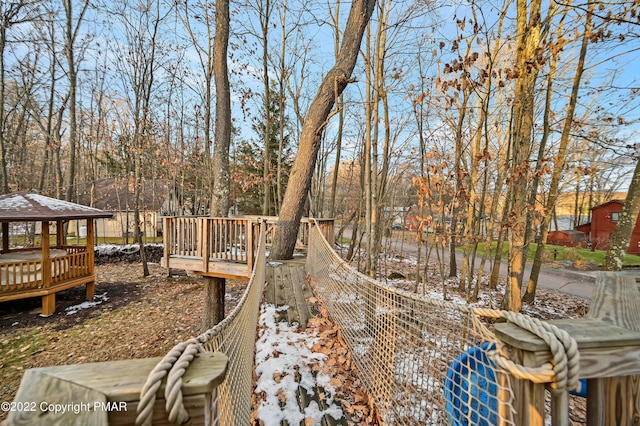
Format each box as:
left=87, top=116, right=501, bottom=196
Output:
left=267, top=261, right=283, bottom=267
left=95, top=243, right=163, bottom=255
left=254, top=304, right=344, bottom=426
left=64, top=293, right=109, bottom=315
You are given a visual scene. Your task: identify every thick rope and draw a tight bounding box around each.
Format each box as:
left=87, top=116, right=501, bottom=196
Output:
left=472, top=308, right=580, bottom=393
left=165, top=342, right=203, bottom=425
left=136, top=339, right=201, bottom=426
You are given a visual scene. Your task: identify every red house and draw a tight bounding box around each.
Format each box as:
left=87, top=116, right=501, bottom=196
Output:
left=576, top=200, right=640, bottom=254
left=546, top=230, right=587, bottom=248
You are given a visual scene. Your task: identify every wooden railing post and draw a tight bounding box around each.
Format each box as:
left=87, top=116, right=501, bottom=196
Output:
left=202, top=217, right=210, bottom=273
left=246, top=219, right=256, bottom=275
left=2, top=222, right=9, bottom=253
left=40, top=221, right=55, bottom=316
left=163, top=217, right=171, bottom=271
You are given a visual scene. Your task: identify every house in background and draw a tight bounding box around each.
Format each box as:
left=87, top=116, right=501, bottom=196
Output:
left=71, top=178, right=181, bottom=241
left=546, top=230, right=587, bottom=248
left=575, top=200, right=640, bottom=254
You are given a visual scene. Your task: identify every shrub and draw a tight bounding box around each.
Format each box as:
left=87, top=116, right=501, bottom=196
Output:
left=563, top=247, right=583, bottom=262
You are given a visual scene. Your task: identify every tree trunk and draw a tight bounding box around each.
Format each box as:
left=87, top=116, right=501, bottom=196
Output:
left=270, top=0, right=375, bottom=260
left=603, top=159, right=640, bottom=271
left=205, top=0, right=231, bottom=329
left=524, top=3, right=591, bottom=302
left=501, top=0, right=542, bottom=312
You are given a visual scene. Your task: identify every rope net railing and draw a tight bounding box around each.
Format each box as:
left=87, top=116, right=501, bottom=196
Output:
left=305, top=222, right=580, bottom=425
left=135, top=221, right=268, bottom=426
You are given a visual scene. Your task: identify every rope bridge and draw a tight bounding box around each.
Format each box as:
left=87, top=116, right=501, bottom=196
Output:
left=137, top=219, right=580, bottom=426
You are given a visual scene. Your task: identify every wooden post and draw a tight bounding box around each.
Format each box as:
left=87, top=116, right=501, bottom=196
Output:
left=8, top=352, right=228, bottom=426
left=41, top=221, right=54, bottom=316
left=246, top=219, right=255, bottom=276
left=86, top=219, right=95, bottom=301
left=163, top=217, right=171, bottom=272
left=2, top=222, right=8, bottom=252
left=56, top=220, right=64, bottom=248
left=201, top=218, right=210, bottom=273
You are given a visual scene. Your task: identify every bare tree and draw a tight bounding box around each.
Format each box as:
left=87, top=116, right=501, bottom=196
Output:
left=205, top=0, right=231, bottom=328
left=501, top=0, right=544, bottom=312
left=523, top=1, right=593, bottom=302
left=0, top=1, right=41, bottom=193
left=61, top=0, right=90, bottom=201
left=108, top=0, right=173, bottom=276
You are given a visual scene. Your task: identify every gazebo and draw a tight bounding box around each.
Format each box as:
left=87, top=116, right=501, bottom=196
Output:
left=0, top=193, right=113, bottom=316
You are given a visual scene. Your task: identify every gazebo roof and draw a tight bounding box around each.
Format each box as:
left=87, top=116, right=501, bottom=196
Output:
left=0, top=193, right=113, bottom=222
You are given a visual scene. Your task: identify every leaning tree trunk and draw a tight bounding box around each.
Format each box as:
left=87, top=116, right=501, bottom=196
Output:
left=270, top=0, right=376, bottom=260
left=524, top=4, right=591, bottom=302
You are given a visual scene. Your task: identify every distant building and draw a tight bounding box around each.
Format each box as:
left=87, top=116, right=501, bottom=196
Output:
left=575, top=200, right=640, bottom=254
left=72, top=178, right=181, bottom=241
left=546, top=230, right=587, bottom=248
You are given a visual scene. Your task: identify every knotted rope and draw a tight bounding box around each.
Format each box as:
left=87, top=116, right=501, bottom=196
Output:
left=473, top=307, right=581, bottom=393
left=135, top=338, right=206, bottom=426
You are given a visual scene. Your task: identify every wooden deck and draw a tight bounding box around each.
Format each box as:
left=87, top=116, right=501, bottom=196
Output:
left=0, top=248, right=95, bottom=316
left=162, top=216, right=335, bottom=280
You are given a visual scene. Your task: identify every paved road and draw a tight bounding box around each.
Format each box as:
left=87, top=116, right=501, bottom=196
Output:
left=371, top=231, right=637, bottom=301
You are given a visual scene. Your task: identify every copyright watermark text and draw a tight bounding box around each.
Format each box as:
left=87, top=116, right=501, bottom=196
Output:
left=1, top=400, right=128, bottom=414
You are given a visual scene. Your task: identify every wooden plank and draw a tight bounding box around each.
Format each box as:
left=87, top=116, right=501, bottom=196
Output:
left=291, top=263, right=310, bottom=327
left=9, top=352, right=227, bottom=426
left=589, top=272, right=640, bottom=331
left=165, top=256, right=251, bottom=280
left=499, top=345, right=545, bottom=426
left=8, top=368, right=109, bottom=425
left=108, top=394, right=207, bottom=426
left=42, top=352, right=227, bottom=401
left=495, top=319, right=640, bottom=352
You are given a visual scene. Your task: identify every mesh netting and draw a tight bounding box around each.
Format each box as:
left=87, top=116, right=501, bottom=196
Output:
left=306, top=223, right=519, bottom=425
left=200, top=224, right=266, bottom=426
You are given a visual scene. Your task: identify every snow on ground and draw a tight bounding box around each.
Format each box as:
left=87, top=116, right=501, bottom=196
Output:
left=95, top=243, right=163, bottom=255
left=254, top=304, right=343, bottom=426
left=64, top=293, right=109, bottom=315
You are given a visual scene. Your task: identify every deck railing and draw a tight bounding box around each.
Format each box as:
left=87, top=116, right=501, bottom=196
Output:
left=51, top=252, right=90, bottom=284
left=163, top=216, right=334, bottom=276
left=0, top=250, right=90, bottom=292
